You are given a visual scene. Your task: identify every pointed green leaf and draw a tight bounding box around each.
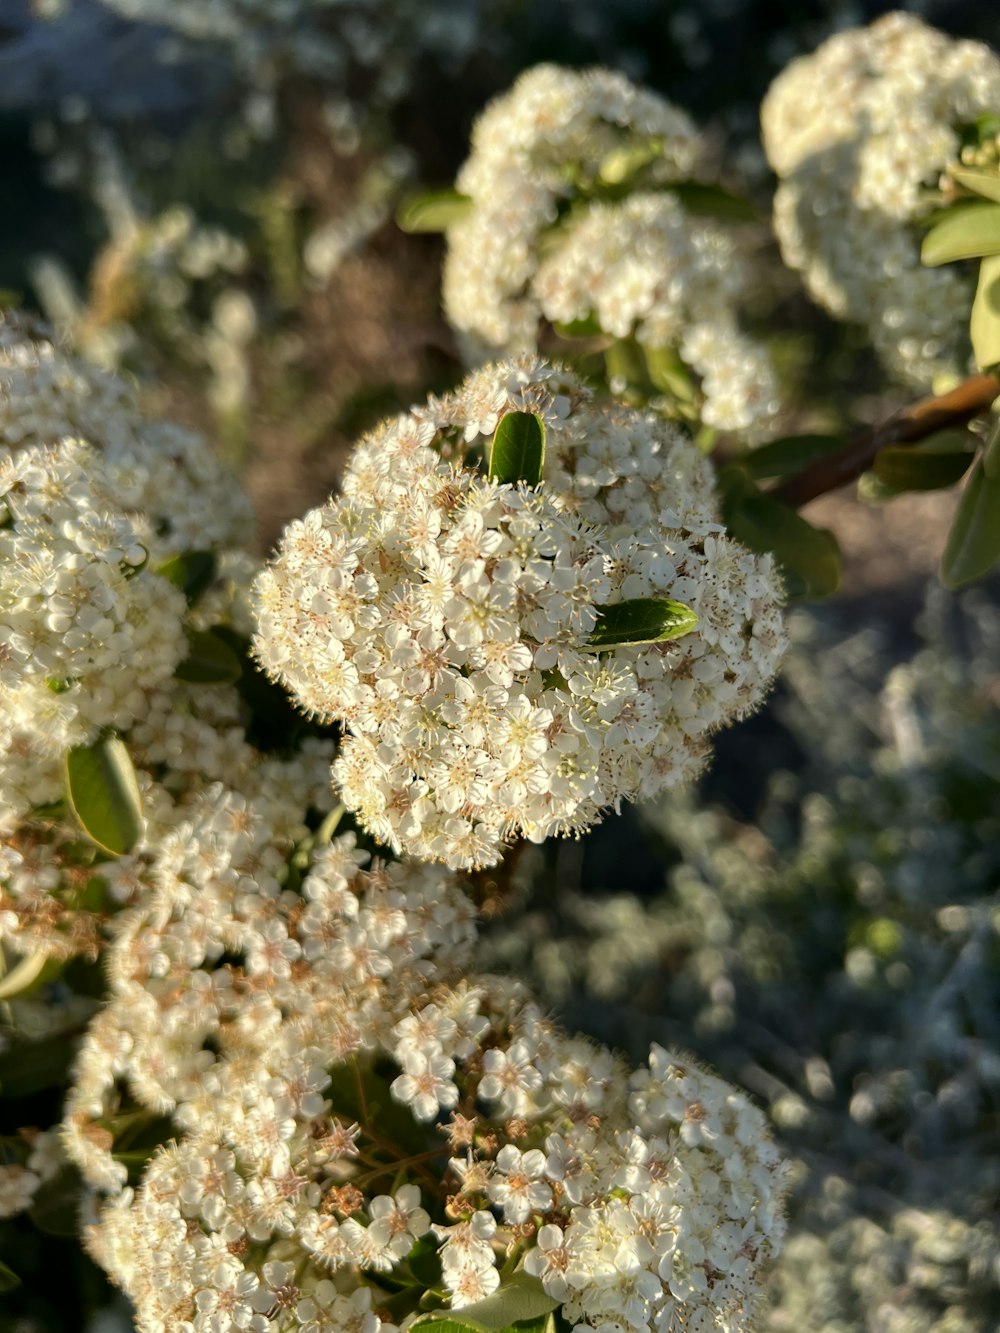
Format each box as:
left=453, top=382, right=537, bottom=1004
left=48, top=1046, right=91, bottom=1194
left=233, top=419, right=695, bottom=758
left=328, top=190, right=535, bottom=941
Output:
left=488, top=412, right=546, bottom=487
left=921, top=202, right=1000, bottom=265
left=643, top=345, right=698, bottom=402
left=872, top=443, right=974, bottom=491
left=970, top=253, right=1000, bottom=369
left=950, top=166, right=1000, bottom=204
left=668, top=180, right=758, bottom=221
left=552, top=313, right=603, bottom=338
left=982, top=416, right=1000, bottom=480
left=66, top=734, right=143, bottom=856
left=599, top=139, right=662, bottom=186
left=155, top=549, right=217, bottom=603
left=727, top=491, right=841, bottom=599
left=0, top=1260, right=21, bottom=1294
left=0, top=950, right=50, bottom=1001
left=743, top=434, right=842, bottom=480
left=175, top=627, right=243, bottom=684
left=585, top=597, right=698, bottom=651
left=397, top=190, right=472, bottom=233
left=415, top=1273, right=559, bottom=1333
left=940, top=456, right=1000, bottom=588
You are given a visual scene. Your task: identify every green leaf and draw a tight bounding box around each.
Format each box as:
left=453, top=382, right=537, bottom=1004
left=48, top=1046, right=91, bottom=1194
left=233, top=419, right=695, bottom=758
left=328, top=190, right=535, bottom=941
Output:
left=599, top=139, right=662, bottom=186
left=415, top=1273, right=560, bottom=1333
left=643, top=345, right=698, bottom=402
left=488, top=412, right=546, bottom=487
left=0, top=950, right=50, bottom=1001
left=970, top=253, right=1000, bottom=369
left=584, top=597, right=699, bottom=650
left=872, top=443, right=974, bottom=492
left=921, top=202, right=1000, bottom=265
left=28, top=1167, right=83, bottom=1238
left=668, top=180, right=757, bottom=221
left=950, top=167, right=1000, bottom=204
left=940, top=456, right=1000, bottom=588
left=155, top=550, right=217, bottom=603
left=66, top=734, right=143, bottom=856
left=743, top=434, right=842, bottom=480
left=552, top=313, right=603, bottom=338
left=397, top=190, right=472, bottom=233
left=175, top=627, right=243, bottom=684
left=0, top=1033, right=80, bottom=1099
left=982, top=416, right=1000, bottom=480
left=0, top=1259, right=21, bottom=1294
left=727, top=491, right=841, bottom=599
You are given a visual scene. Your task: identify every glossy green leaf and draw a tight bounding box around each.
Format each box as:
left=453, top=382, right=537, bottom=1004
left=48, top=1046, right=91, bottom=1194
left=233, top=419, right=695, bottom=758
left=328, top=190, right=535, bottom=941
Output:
left=488, top=412, right=546, bottom=487
left=415, top=1273, right=559, bottom=1333
left=669, top=180, right=757, bottom=221
left=175, top=627, right=243, bottom=684
left=950, top=166, right=1000, bottom=204
left=155, top=549, right=217, bottom=603
left=940, top=456, right=1000, bottom=587
left=0, top=1260, right=21, bottom=1294
left=921, top=202, right=1000, bottom=265
left=872, top=443, right=974, bottom=491
left=397, top=190, right=472, bottom=233
left=981, top=416, right=1000, bottom=480
left=585, top=597, right=699, bottom=650
left=727, top=491, right=841, bottom=599
left=599, top=139, right=662, bottom=186
left=65, top=734, right=143, bottom=856
left=743, top=433, right=842, bottom=480
left=970, top=253, right=1000, bottom=369
left=0, top=950, right=49, bottom=1001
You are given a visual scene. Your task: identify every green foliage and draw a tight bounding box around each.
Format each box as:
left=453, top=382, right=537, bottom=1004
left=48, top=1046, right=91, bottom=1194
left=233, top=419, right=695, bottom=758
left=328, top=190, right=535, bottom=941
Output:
left=397, top=190, right=473, bottom=233
left=175, top=627, right=244, bottom=684
left=940, top=456, right=1000, bottom=587
left=488, top=411, right=546, bottom=487
left=970, top=253, right=1000, bottom=368
left=920, top=201, right=1000, bottom=265
left=721, top=470, right=841, bottom=598
left=584, top=597, right=699, bottom=649
left=155, top=550, right=218, bottom=603
left=415, top=1272, right=559, bottom=1333
left=65, top=734, right=143, bottom=857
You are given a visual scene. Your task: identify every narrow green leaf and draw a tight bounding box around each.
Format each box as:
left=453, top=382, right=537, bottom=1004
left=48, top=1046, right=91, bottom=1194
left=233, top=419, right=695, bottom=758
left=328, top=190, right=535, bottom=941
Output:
left=743, top=434, right=842, bottom=480
left=982, top=416, right=1000, bottom=480
left=668, top=180, right=758, bottom=221
left=872, top=444, right=974, bottom=491
left=397, top=190, right=472, bottom=233
left=552, top=313, right=603, bottom=338
left=65, top=734, right=143, bottom=856
left=727, top=491, right=841, bottom=599
left=415, top=1273, right=559, bottom=1333
left=0, top=1260, right=21, bottom=1294
left=970, top=253, right=1000, bottom=369
left=155, top=550, right=217, bottom=603
left=175, top=627, right=243, bottom=684
left=599, top=140, right=662, bottom=186
left=585, top=597, right=699, bottom=651
left=643, top=345, right=698, bottom=402
left=0, top=950, right=49, bottom=1001
left=921, top=202, right=1000, bottom=265
left=940, top=456, right=1000, bottom=588
left=488, top=412, right=546, bottom=487
left=950, top=166, right=1000, bottom=204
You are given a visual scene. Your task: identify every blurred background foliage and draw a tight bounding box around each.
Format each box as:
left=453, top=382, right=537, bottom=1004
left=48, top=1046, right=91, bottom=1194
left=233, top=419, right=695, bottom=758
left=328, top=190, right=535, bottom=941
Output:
left=1, top=0, right=999, bottom=1330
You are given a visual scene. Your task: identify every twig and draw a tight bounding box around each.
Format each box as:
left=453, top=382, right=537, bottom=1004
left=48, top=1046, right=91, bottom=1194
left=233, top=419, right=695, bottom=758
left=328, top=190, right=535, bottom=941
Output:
left=770, top=373, right=1000, bottom=508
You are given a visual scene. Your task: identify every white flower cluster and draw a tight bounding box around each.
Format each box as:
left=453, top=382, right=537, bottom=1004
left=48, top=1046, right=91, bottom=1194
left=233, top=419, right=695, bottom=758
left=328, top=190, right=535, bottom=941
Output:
left=761, top=12, right=1000, bottom=387
left=252, top=358, right=786, bottom=869
left=443, top=65, right=780, bottom=435
left=66, top=782, right=784, bottom=1333
left=0, top=313, right=253, bottom=557
left=0, top=440, right=188, bottom=824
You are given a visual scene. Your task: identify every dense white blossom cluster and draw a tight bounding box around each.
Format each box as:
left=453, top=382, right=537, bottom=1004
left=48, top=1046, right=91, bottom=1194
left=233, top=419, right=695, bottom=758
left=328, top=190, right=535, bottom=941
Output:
left=65, top=783, right=784, bottom=1333
left=0, top=314, right=253, bottom=557
left=253, top=358, right=786, bottom=869
left=761, top=12, right=1000, bottom=387
left=443, top=65, right=780, bottom=435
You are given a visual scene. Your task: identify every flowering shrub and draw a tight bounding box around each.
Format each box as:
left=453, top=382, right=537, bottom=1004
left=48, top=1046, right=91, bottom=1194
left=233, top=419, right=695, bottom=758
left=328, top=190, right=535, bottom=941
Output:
left=252, top=358, right=785, bottom=868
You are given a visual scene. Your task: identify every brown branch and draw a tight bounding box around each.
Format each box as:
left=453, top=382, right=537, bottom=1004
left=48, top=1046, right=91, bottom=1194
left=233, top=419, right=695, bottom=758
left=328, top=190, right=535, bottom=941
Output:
left=769, top=373, right=1000, bottom=509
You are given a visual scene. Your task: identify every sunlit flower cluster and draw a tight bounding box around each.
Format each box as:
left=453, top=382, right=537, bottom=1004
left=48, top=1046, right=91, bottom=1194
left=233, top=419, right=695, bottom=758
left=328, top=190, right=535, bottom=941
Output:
left=0, top=313, right=253, bottom=557
left=66, top=784, right=785, bottom=1333
left=443, top=65, right=780, bottom=435
left=253, top=358, right=786, bottom=869
left=761, top=12, right=1000, bottom=387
